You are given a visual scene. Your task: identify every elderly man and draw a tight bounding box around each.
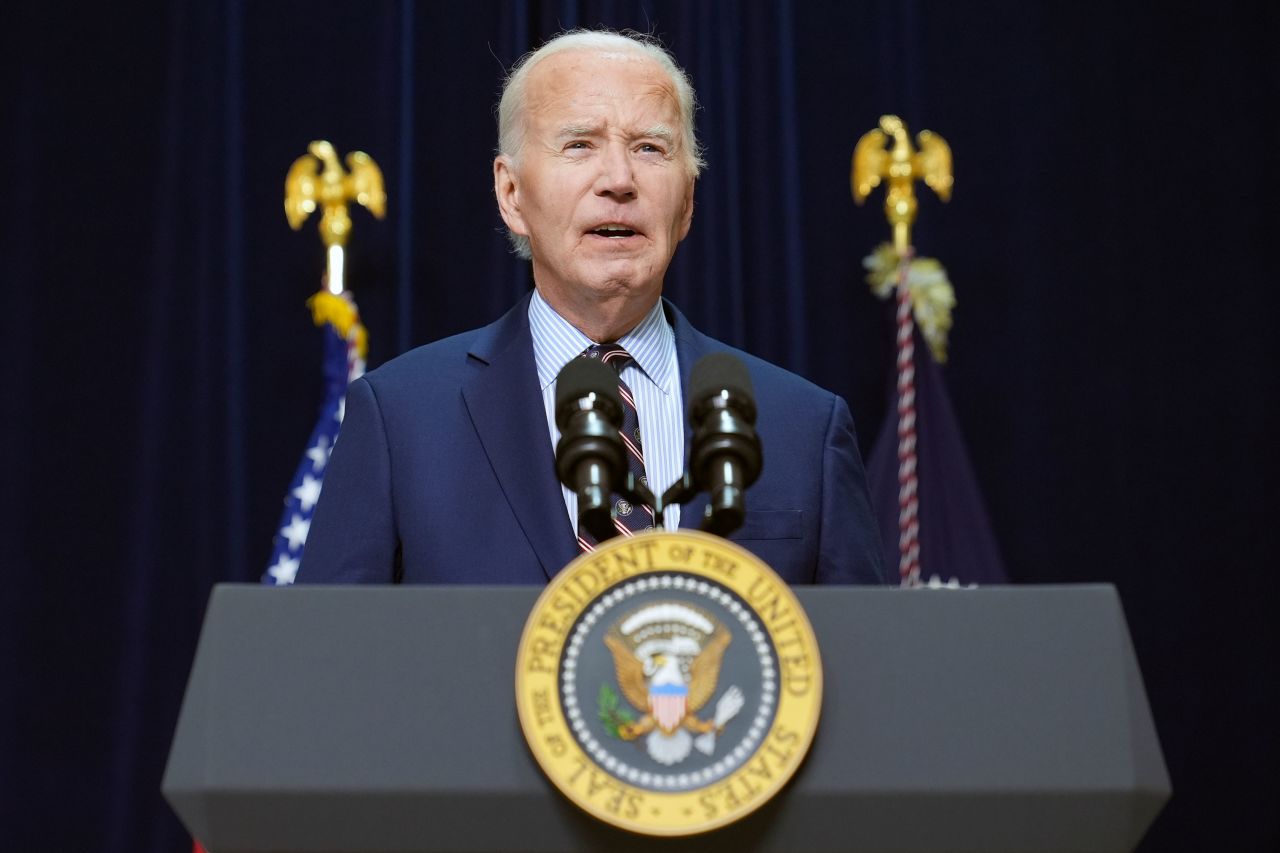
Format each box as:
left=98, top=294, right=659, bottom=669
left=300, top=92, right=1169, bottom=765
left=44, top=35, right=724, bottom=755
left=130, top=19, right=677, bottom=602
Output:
left=297, top=30, right=885, bottom=585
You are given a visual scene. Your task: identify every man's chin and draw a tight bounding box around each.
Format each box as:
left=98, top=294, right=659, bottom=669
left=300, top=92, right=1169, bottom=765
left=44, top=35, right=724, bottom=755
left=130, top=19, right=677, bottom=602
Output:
left=579, top=259, right=662, bottom=295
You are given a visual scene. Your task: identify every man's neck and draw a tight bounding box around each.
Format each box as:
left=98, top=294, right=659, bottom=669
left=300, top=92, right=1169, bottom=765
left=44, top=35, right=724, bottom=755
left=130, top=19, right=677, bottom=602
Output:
left=533, top=286, right=660, bottom=343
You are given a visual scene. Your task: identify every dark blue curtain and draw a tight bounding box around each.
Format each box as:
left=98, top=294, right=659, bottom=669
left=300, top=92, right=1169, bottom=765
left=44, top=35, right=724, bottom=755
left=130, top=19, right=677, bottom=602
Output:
left=3, top=1, right=1276, bottom=850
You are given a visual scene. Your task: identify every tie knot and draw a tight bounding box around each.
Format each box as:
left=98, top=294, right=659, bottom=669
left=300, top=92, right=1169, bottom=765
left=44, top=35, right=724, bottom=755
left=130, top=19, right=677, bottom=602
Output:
left=583, top=343, right=634, bottom=375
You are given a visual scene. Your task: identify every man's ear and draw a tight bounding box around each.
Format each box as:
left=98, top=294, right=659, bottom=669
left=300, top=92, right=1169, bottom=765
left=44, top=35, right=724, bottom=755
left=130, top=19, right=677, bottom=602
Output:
left=494, top=156, right=528, bottom=236
left=677, top=179, right=695, bottom=242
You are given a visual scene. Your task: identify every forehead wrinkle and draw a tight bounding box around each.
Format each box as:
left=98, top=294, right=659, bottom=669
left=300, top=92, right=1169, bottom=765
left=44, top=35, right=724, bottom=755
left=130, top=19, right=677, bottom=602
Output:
left=519, top=50, right=693, bottom=167
left=531, top=54, right=681, bottom=111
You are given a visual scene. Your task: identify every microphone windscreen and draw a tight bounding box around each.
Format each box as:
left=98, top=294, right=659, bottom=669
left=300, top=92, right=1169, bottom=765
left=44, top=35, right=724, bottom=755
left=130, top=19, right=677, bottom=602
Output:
left=689, top=353, right=755, bottom=411
left=555, top=356, right=623, bottom=419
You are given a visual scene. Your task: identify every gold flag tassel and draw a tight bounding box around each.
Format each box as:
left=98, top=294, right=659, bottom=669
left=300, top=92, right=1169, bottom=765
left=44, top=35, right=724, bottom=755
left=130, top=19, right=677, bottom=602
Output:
left=307, top=289, right=368, bottom=362
left=862, top=243, right=954, bottom=364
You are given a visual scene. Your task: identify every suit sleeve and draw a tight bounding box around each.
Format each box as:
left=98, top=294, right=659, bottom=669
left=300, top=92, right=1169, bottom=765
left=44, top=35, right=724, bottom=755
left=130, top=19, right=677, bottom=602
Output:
left=817, top=394, right=890, bottom=585
left=295, top=376, right=399, bottom=583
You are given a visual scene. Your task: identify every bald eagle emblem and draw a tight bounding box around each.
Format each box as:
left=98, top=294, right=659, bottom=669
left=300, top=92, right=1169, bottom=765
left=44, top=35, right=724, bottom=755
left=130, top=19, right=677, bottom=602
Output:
left=600, top=603, right=745, bottom=766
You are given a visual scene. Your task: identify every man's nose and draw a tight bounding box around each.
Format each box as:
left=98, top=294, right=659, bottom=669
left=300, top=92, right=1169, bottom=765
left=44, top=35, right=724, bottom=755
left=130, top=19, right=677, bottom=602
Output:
left=594, top=143, right=637, bottom=199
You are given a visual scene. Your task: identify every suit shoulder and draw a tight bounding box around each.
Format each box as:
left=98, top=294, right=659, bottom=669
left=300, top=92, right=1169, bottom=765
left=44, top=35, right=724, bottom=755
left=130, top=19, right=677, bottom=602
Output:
left=743, top=350, right=834, bottom=401
left=691, top=344, right=844, bottom=450
left=360, top=296, right=531, bottom=397
left=700, top=339, right=838, bottom=408
left=671, top=306, right=837, bottom=408
left=360, top=328, right=481, bottom=396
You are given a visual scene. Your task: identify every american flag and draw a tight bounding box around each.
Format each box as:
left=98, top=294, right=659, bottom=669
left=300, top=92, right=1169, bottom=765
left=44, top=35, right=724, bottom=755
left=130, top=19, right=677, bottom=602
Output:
left=262, top=291, right=366, bottom=586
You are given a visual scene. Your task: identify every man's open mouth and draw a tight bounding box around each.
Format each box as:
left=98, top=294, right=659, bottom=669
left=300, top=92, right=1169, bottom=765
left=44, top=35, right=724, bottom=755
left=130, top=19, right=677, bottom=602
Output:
left=590, top=225, right=638, bottom=238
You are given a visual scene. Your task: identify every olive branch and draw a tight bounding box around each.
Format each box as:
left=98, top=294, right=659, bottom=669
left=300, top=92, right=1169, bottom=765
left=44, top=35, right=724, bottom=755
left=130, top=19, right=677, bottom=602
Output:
left=597, top=683, right=635, bottom=739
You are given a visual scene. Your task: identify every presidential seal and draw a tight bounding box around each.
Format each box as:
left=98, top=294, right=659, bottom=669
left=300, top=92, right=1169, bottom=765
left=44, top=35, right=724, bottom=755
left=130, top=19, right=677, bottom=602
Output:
left=515, top=530, right=822, bottom=836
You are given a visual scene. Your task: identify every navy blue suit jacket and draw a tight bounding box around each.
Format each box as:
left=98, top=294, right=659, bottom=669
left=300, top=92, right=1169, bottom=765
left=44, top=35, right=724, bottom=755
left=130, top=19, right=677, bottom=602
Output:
left=297, top=296, right=886, bottom=585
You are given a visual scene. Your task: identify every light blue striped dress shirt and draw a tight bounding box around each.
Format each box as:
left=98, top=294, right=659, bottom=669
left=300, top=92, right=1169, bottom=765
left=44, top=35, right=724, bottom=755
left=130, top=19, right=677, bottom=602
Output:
left=528, top=290, right=685, bottom=532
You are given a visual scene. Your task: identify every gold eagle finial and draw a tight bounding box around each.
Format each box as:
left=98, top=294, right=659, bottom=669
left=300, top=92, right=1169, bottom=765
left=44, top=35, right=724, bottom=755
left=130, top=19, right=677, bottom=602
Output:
left=852, top=115, right=952, bottom=251
left=284, top=140, right=386, bottom=249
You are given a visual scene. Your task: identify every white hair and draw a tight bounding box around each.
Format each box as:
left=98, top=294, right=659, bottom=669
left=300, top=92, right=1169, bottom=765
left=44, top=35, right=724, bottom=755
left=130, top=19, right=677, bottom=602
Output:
left=496, top=29, right=705, bottom=259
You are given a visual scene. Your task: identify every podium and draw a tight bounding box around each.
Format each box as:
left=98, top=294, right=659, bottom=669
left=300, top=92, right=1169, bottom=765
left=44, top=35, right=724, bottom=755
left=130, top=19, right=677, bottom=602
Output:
left=163, top=584, right=1169, bottom=852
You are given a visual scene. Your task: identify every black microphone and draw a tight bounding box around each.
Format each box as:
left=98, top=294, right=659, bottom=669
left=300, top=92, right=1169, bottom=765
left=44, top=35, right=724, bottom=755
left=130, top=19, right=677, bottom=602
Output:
left=555, top=358, right=627, bottom=543
left=688, top=353, right=763, bottom=537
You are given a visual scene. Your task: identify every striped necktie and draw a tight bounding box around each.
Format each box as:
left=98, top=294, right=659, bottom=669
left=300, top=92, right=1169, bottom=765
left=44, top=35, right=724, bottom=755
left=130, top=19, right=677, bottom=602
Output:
left=576, top=343, right=656, bottom=552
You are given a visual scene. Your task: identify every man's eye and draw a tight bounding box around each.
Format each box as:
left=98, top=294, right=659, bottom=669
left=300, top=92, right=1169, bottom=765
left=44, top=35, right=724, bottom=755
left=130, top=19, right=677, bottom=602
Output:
left=565, top=141, right=590, bottom=150
left=638, top=143, right=664, bottom=154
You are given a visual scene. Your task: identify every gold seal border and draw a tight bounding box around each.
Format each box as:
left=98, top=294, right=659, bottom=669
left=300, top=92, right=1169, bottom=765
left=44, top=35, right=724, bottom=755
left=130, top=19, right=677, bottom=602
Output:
left=515, top=530, right=823, bottom=836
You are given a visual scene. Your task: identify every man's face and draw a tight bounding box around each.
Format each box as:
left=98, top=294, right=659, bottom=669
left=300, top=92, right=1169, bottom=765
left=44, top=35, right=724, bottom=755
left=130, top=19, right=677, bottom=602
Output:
left=494, top=49, right=695, bottom=325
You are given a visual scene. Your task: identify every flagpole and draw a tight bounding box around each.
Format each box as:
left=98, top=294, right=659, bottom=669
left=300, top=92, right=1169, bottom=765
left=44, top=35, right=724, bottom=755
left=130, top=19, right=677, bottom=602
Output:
left=852, top=116, right=954, bottom=586
left=260, top=142, right=384, bottom=587
left=893, top=249, right=921, bottom=586
left=327, top=244, right=345, bottom=294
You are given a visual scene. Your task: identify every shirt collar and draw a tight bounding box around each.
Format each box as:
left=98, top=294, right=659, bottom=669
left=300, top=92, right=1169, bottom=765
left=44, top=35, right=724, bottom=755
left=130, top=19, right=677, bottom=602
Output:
left=528, top=289, right=677, bottom=395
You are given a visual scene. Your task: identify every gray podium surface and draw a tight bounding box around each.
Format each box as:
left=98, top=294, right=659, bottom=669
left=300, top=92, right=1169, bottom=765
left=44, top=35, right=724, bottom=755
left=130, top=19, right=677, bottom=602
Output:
left=163, top=584, right=1169, bottom=852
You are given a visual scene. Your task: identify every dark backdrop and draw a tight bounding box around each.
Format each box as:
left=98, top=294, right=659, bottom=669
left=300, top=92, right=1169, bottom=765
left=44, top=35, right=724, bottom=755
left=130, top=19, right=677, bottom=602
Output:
left=3, top=1, right=1276, bottom=851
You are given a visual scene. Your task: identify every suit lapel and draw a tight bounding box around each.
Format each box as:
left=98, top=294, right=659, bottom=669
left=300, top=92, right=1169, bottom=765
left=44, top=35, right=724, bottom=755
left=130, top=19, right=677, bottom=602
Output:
left=667, top=300, right=716, bottom=531
left=460, top=297, right=578, bottom=580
